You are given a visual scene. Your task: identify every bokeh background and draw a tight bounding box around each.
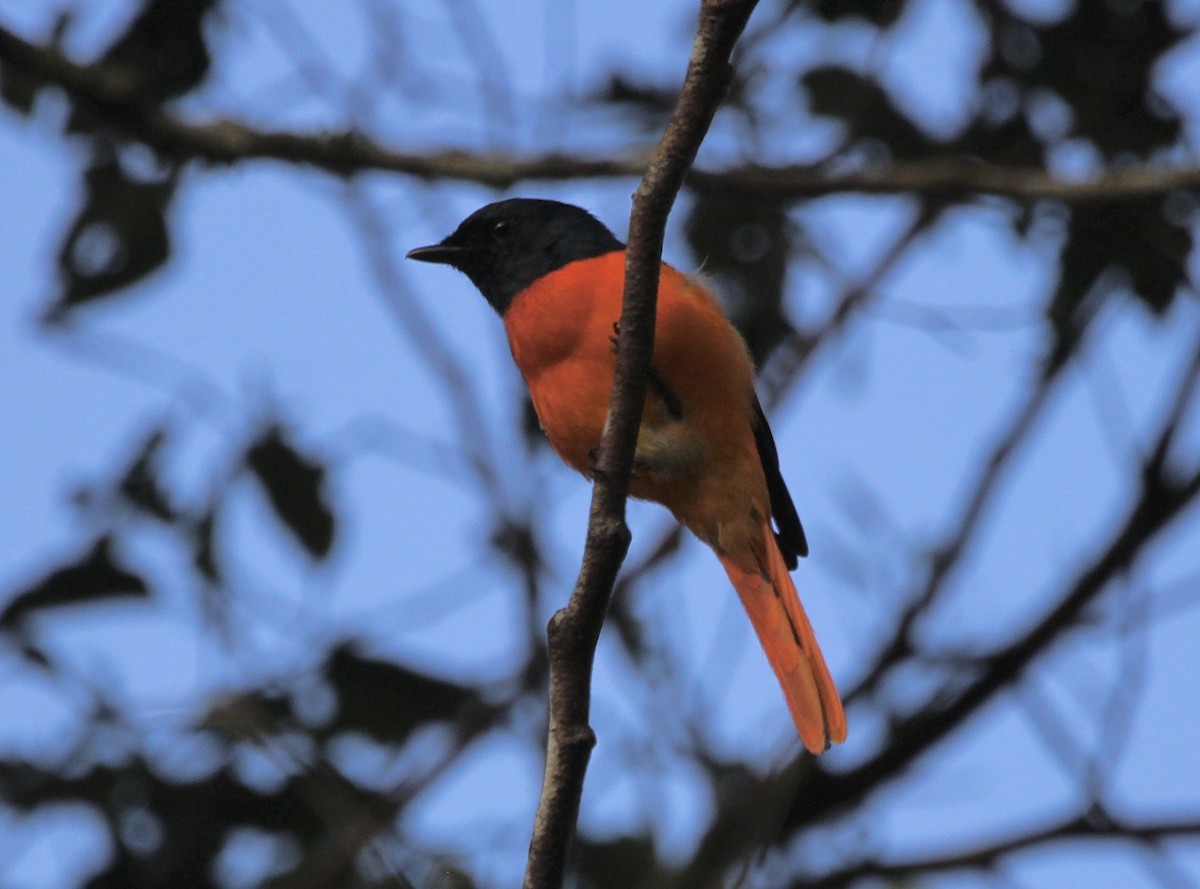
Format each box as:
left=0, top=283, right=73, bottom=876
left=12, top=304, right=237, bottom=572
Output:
left=2, top=1, right=1200, bottom=887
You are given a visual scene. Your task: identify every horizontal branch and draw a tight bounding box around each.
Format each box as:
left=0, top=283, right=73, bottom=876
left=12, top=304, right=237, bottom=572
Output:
left=2, top=22, right=1199, bottom=203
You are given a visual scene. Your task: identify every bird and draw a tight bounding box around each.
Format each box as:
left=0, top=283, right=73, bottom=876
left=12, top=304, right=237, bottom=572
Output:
left=407, top=198, right=846, bottom=753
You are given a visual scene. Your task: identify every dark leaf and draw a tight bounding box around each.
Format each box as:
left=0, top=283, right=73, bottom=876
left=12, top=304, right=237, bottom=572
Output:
left=48, top=156, right=174, bottom=317
left=0, top=12, right=71, bottom=116
left=1051, top=197, right=1192, bottom=354
left=684, top=192, right=795, bottom=363
left=106, top=0, right=216, bottom=99
left=590, top=75, right=676, bottom=133
left=119, top=428, right=176, bottom=521
left=66, top=0, right=217, bottom=134
left=806, top=0, right=905, bottom=27
left=0, top=60, right=39, bottom=115
left=1, top=536, right=148, bottom=628
left=191, top=507, right=232, bottom=637
left=0, top=756, right=367, bottom=889
left=598, top=75, right=675, bottom=113
left=981, top=2, right=1185, bottom=160
left=246, top=425, right=335, bottom=560
left=428, top=866, right=478, bottom=889
left=192, top=508, right=221, bottom=583
left=801, top=66, right=934, bottom=161
left=950, top=92, right=1045, bottom=167
left=490, top=517, right=541, bottom=573
left=200, top=689, right=295, bottom=740
left=323, top=643, right=477, bottom=745
left=577, top=835, right=664, bottom=889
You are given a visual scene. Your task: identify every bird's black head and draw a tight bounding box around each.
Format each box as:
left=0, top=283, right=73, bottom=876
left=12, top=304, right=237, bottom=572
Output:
left=406, top=198, right=624, bottom=314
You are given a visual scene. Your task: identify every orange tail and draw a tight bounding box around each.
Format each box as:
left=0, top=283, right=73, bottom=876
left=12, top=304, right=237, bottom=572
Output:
left=719, top=529, right=846, bottom=754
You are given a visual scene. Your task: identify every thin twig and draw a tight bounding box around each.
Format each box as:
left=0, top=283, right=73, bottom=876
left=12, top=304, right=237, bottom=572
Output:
left=521, top=2, right=759, bottom=887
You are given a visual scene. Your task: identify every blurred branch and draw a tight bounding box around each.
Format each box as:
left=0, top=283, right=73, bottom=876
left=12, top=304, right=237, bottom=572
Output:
left=522, top=2, right=759, bottom=887
left=343, top=185, right=505, bottom=500
left=803, top=808, right=1200, bottom=887
left=4, top=21, right=1200, bottom=202
left=759, top=201, right=939, bottom=407
left=785, top=349, right=1200, bottom=835
left=844, top=361, right=1060, bottom=703
left=438, top=0, right=517, bottom=143
left=680, top=329, right=1200, bottom=886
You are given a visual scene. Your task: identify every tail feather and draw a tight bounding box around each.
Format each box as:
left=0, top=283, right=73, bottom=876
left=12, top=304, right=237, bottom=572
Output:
left=719, top=528, right=846, bottom=753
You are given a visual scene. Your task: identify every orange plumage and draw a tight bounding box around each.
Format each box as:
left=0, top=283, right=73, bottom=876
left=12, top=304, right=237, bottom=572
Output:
left=408, top=200, right=846, bottom=752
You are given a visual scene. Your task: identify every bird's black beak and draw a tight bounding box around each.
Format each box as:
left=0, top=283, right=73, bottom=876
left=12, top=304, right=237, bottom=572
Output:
left=406, top=243, right=467, bottom=266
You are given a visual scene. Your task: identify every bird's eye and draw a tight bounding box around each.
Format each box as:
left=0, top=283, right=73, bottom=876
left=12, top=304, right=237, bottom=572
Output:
left=492, top=220, right=512, bottom=240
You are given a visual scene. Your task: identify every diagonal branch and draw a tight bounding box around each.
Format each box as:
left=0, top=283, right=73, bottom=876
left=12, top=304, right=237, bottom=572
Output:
left=844, top=361, right=1061, bottom=705
left=784, top=404, right=1200, bottom=838
left=342, top=186, right=505, bottom=501
left=2, top=22, right=1200, bottom=203
left=521, top=2, right=759, bottom=887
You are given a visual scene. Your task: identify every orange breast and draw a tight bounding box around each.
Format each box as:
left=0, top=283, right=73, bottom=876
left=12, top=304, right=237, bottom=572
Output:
left=501, top=252, right=767, bottom=531
left=503, top=254, right=625, bottom=475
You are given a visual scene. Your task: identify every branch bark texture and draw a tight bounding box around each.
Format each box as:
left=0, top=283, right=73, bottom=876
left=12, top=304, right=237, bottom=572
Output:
left=521, top=2, right=758, bottom=887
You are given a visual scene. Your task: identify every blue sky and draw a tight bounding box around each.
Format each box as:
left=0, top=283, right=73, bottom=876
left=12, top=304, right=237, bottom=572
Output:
left=2, top=1, right=1200, bottom=887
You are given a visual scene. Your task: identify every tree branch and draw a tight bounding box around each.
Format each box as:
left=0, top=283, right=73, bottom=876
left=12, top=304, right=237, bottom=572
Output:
left=521, top=2, right=759, bottom=887
left=802, top=809, right=1200, bottom=887
left=843, top=359, right=1061, bottom=706
left=785, top=418, right=1200, bottom=837
left=3, top=20, right=1199, bottom=203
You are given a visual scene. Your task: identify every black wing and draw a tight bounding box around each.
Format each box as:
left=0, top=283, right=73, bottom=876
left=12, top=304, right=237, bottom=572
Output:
left=751, top=395, right=808, bottom=568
